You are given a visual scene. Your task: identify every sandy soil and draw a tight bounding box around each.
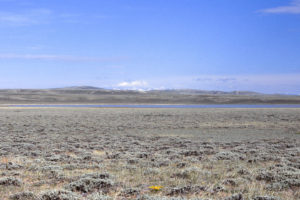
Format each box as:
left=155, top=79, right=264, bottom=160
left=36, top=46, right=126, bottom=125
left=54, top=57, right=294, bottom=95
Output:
left=0, top=108, right=299, bottom=199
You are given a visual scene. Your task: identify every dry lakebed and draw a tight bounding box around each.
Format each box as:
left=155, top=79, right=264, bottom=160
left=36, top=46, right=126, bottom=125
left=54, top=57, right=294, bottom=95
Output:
left=0, top=107, right=299, bottom=200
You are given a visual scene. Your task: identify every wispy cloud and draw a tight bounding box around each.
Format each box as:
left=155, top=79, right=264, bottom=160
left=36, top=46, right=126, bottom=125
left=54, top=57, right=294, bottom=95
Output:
left=0, top=9, right=107, bottom=26
left=196, top=77, right=237, bottom=83
left=0, top=9, right=52, bottom=26
left=0, top=53, right=126, bottom=62
left=261, top=0, right=300, bottom=14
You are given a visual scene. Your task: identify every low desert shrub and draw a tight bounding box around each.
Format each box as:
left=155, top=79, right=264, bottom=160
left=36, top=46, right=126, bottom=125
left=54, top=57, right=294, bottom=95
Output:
left=86, top=192, right=113, bottom=200
left=39, top=189, right=80, bottom=200
left=0, top=177, right=22, bottom=186
left=66, top=173, right=113, bottom=193
left=167, top=185, right=206, bottom=196
left=137, top=195, right=203, bottom=200
left=121, top=187, right=141, bottom=197
left=252, top=196, right=281, bottom=200
left=224, top=193, right=243, bottom=200
left=9, top=191, right=37, bottom=200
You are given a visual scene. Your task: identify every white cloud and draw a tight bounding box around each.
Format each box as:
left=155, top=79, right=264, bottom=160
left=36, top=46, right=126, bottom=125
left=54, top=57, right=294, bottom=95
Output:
left=117, top=81, right=148, bottom=87
left=0, top=53, right=125, bottom=62
left=261, top=0, right=300, bottom=14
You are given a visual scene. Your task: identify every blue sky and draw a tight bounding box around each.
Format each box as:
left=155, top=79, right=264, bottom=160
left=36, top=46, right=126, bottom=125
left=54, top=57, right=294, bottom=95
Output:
left=0, top=0, right=300, bottom=94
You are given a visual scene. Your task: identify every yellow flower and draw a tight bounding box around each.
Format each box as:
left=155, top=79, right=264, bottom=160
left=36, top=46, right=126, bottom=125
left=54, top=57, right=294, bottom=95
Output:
left=149, top=185, right=163, bottom=191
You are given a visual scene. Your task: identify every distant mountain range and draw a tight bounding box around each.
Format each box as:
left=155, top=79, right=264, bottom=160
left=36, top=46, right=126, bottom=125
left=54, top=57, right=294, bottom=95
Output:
left=0, top=86, right=299, bottom=104
left=53, top=86, right=105, bottom=90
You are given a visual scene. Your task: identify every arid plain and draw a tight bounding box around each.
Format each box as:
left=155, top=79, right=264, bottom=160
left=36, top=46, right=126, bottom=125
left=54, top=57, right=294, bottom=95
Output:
left=0, top=107, right=299, bottom=200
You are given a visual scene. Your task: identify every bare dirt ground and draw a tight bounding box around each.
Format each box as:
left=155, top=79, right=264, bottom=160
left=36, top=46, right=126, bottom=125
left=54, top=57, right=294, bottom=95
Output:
left=0, top=108, right=299, bottom=200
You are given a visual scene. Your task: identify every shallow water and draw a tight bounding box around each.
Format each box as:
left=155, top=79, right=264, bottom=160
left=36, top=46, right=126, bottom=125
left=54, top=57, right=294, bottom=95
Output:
left=7, top=104, right=300, bottom=108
